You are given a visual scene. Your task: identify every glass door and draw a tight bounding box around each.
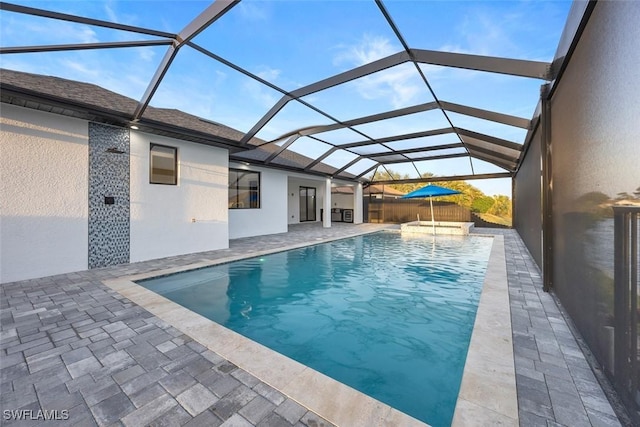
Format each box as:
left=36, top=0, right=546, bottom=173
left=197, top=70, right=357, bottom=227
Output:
left=299, top=186, right=316, bottom=222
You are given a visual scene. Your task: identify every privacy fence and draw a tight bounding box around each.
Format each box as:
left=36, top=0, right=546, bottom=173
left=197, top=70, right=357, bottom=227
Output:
left=363, top=198, right=508, bottom=228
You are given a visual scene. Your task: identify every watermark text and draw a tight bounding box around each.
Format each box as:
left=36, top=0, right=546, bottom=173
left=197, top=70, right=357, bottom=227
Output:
left=3, top=409, right=69, bottom=421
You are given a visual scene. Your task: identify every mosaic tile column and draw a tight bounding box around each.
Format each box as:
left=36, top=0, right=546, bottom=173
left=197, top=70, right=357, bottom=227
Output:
left=88, top=123, right=130, bottom=268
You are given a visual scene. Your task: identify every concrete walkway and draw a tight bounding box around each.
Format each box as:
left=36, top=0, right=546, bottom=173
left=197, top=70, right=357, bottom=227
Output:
left=0, top=224, right=622, bottom=426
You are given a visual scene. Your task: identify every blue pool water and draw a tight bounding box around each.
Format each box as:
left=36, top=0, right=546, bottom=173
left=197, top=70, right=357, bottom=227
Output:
left=139, top=232, right=493, bottom=426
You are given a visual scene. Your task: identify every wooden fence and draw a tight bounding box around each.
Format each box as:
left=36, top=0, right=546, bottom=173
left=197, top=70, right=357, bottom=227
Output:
left=363, top=198, right=510, bottom=228
left=364, top=198, right=471, bottom=224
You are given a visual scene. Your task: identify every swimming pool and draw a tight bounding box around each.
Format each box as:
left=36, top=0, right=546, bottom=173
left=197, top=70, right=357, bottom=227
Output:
left=138, top=231, right=493, bottom=426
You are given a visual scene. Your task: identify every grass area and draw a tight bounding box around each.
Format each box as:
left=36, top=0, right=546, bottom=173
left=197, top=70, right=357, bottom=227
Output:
left=477, top=213, right=512, bottom=227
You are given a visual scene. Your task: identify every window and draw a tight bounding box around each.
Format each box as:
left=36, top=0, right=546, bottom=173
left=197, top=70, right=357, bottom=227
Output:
left=150, top=144, right=177, bottom=185
left=229, top=169, right=260, bottom=209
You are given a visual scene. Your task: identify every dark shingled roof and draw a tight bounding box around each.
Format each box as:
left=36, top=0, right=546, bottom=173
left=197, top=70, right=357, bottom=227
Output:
left=0, top=68, right=357, bottom=180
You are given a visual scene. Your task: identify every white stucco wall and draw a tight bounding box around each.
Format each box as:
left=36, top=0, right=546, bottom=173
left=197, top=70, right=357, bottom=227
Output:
left=130, top=132, right=229, bottom=262
left=331, top=194, right=354, bottom=209
left=1, top=105, right=89, bottom=283
left=228, top=163, right=288, bottom=239
left=287, top=176, right=330, bottom=224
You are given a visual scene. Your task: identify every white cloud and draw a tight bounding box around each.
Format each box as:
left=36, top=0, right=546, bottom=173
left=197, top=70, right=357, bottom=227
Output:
left=333, top=34, right=396, bottom=68
left=256, top=67, right=281, bottom=82
left=24, top=20, right=99, bottom=44
left=333, top=34, right=422, bottom=109
left=242, top=66, right=280, bottom=108
left=104, top=1, right=119, bottom=24
left=137, top=46, right=156, bottom=62
left=237, top=2, right=271, bottom=22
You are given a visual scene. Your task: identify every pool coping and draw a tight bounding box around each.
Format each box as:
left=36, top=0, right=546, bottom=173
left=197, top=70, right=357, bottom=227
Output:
left=102, top=229, right=516, bottom=426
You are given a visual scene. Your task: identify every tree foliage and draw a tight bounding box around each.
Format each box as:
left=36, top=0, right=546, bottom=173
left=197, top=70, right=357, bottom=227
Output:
left=369, top=168, right=512, bottom=218
left=471, top=196, right=495, bottom=213
left=488, top=195, right=512, bottom=217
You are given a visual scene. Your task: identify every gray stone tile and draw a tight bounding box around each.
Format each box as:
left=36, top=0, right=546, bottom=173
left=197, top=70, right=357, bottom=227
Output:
left=6, top=336, right=51, bottom=354
left=221, top=414, right=254, bottom=427
left=148, top=404, right=192, bottom=427
left=217, top=362, right=238, bottom=374
left=209, top=374, right=241, bottom=399
left=549, top=388, right=589, bottom=426
left=112, top=364, right=145, bottom=385
left=121, top=394, right=178, bottom=427
left=516, top=365, right=546, bottom=382
left=274, top=398, right=307, bottom=425
left=130, top=383, right=167, bottom=408
left=50, top=328, right=77, bottom=342
left=125, top=342, right=171, bottom=371
left=586, top=407, right=622, bottom=427
left=97, top=349, right=135, bottom=373
left=182, top=357, right=214, bottom=378
left=534, top=360, right=572, bottom=381
left=1, top=361, right=29, bottom=383
left=159, top=370, right=197, bottom=396
left=65, top=401, right=99, bottom=427
left=156, top=340, right=178, bottom=354
left=201, top=350, right=226, bottom=365
left=83, top=381, right=122, bottom=406
left=238, top=395, right=276, bottom=424
left=103, top=321, right=128, bottom=333
left=211, top=385, right=257, bottom=421
left=580, top=392, right=618, bottom=417
left=121, top=368, right=167, bottom=396
left=177, top=383, right=219, bottom=416
left=67, top=356, right=103, bottom=379
left=545, top=375, right=579, bottom=395
left=0, top=386, right=39, bottom=410
left=22, top=341, right=55, bottom=357
left=65, top=373, right=97, bottom=394
left=253, top=383, right=286, bottom=406
left=231, top=369, right=261, bottom=389
left=62, top=347, right=94, bottom=365
left=89, top=391, right=135, bottom=427
left=300, top=411, right=336, bottom=427
left=256, top=412, right=292, bottom=427
left=162, top=353, right=200, bottom=374
left=183, top=409, right=223, bottom=427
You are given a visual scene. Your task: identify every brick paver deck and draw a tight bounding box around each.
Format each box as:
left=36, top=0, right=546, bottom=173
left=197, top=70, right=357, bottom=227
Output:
left=0, top=224, right=623, bottom=426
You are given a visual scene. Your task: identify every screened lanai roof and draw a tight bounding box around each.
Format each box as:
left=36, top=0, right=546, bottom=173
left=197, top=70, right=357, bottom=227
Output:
left=0, top=0, right=571, bottom=186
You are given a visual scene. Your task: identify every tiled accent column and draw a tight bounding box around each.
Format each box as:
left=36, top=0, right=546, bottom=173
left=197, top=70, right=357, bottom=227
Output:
left=88, top=123, right=130, bottom=268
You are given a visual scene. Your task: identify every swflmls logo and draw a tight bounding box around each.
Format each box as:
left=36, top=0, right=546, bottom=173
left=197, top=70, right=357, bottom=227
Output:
left=3, top=409, right=69, bottom=421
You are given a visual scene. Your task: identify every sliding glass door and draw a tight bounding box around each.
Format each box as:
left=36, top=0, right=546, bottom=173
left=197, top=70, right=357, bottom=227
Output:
left=299, top=186, right=316, bottom=222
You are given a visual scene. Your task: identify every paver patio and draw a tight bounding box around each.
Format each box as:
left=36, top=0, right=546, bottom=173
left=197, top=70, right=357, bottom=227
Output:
left=0, top=224, right=622, bottom=426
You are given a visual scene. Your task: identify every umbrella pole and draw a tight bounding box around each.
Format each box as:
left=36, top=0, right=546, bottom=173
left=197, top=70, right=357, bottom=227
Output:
left=430, top=197, right=435, bottom=235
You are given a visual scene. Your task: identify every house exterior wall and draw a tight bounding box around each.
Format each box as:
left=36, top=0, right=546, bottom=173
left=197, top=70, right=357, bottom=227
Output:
left=547, top=1, right=640, bottom=420
left=130, top=132, right=229, bottom=262
left=0, top=104, right=363, bottom=281
left=513, top=126, right=542, bottom=269
left=0, top=105, right=89, bottom=283
left=287, top=176, right=325, bottom=224
left=229, top=163, right=288, bottom=239
left=332, top=193, right=354, bottom=210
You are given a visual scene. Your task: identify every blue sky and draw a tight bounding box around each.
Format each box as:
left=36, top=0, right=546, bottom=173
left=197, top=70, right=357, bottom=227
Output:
left=0, top=0, right=573, bottom=196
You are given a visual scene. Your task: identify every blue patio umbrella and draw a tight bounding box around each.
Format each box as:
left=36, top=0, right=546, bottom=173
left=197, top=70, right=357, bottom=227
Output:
left=401, top=184, right=462, bottom=234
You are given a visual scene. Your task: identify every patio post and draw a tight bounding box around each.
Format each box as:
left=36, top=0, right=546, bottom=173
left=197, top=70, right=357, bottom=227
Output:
left=354, top=182, right=363, bottom=224
left=323, top=177, right=332, bottom=228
